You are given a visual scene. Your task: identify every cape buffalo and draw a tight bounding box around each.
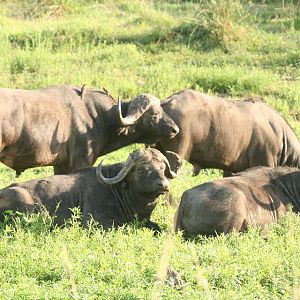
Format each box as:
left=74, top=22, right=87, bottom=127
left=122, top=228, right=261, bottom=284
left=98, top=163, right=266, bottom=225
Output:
left=175, top=166, right=300, bottom=236
left=0, top=148, right=182, bottom=230
left=0, top=85, right=179, bottom=175
left=154, top=89, right=300, bottom=175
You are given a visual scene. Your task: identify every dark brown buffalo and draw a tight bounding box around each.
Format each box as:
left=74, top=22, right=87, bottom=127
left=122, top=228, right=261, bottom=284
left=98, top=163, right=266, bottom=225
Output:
left=175, top=166, right=300, bottom=236
left=154, top=89, right=300, bottom=175
left=0, top=85, right=179, bottom=175
left=0, top=148, right=182, bottom=230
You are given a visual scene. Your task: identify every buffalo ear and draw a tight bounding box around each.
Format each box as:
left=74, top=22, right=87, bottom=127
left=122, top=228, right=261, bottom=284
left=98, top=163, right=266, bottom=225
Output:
left=164, top=151, right=183, bottom=177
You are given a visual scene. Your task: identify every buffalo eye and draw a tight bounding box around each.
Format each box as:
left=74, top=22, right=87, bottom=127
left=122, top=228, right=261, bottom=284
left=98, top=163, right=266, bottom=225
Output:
left=151, top=113, right=160, bottom=121
left=138, top=167, right=149, bottom=175
left=140, top=169, right=153, bottom=178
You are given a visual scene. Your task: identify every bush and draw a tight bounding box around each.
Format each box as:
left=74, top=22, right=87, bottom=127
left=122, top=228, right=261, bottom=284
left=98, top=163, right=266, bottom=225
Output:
left=187, top=0, right=249, bottom=50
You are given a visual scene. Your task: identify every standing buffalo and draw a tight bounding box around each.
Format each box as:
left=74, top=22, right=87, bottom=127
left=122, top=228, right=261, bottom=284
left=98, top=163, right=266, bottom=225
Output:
left=154, top=89, right=300, bottom=175
left=0, top=148, right=182, bottom=230
left=0, top=85, right=179, bottom=175
left=175, top=166, right=300, bottom=236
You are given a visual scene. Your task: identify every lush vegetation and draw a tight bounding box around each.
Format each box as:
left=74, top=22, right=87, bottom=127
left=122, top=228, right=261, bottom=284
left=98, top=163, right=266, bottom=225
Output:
left=0, top=0, right=300, bottom=298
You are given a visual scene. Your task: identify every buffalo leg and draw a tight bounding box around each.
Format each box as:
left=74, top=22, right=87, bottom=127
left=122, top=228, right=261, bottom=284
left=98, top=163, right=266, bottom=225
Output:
left=53, top=165, right=69, bottom=175
left=192, top=164, right=202, bottom=176
left=144, top=219, right=162, bottom=234
left=223, top=170, right=234, bottom=177
left=15, top=168, right=25, bottom=177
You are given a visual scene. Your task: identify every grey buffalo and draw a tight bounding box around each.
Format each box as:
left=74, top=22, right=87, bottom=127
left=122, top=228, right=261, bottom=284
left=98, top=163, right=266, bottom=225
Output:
left=0, top=148, right=182, bottom=230
left=175, top=166, right=300, bottom=236
left=155, top=89, right=300, bottom=175
left=0, top=85, right=179, bottom=175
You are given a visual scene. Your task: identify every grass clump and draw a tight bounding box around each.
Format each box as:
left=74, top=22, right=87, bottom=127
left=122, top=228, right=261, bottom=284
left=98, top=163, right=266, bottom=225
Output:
left=1, top=213, right=300, bottom=299
left=185, top=0, right=250, bottom=50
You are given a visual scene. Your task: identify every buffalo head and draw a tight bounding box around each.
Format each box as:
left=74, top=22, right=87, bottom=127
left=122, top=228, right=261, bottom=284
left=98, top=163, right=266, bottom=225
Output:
left=117, top=94, right=179, bottom=144
left=96, top=148, right=182, bottom=197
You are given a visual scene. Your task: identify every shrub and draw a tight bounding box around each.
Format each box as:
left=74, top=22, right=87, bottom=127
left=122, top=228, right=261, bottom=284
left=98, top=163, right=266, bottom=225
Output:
left=187, top=0, right=249, bottom=50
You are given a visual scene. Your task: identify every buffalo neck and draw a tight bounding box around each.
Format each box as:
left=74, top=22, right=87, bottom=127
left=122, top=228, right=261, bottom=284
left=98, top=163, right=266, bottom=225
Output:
left=80, top=92, right=116, bottom=157
left=108, top=182, right=157, bottom=223
left=100, top=102, right=142, bottom=155
left=126, top=185, right=158, bottom=221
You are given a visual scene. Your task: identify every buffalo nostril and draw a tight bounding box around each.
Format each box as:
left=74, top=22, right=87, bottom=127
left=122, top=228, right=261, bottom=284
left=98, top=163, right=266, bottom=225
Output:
left=157, top=180, right=169, bottom=190
left=171, top=126, right=179, bottom=135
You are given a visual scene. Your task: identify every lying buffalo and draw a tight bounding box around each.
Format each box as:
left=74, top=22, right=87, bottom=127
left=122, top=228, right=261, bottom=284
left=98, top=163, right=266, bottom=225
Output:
left=0, top=148, right=182, bottom=230
left=175, top=166, right=300, bottom=236
left=0, top=85, right=179, bottom=175
left=154, top=89, right=300, bottom=175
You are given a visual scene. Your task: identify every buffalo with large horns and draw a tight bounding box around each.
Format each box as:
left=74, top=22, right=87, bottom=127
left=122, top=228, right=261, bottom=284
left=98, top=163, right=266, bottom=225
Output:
left=0, top=148, right=182, bottom=230
left=175, top=166, right=300, bottom=236
left=0, top=85, right=179, bottom=175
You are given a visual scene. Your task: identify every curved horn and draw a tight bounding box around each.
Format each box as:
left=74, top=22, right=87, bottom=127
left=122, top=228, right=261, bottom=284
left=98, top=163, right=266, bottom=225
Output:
left=162, top=154, right=177, bottom=179
left=96, top=155, right=136, bottom=185
left=117, top=95, right=154, bottom=127
left=117, top=97, right=139, bottom=127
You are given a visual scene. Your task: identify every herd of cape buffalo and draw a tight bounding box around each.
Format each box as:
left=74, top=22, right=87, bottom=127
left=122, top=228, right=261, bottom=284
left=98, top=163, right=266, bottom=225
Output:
left=0, top=84, right=300, bottom=236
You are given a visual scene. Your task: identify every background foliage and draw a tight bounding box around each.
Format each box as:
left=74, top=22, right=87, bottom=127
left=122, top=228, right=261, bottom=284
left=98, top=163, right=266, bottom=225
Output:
left=0, top=0, right=300, bottom=298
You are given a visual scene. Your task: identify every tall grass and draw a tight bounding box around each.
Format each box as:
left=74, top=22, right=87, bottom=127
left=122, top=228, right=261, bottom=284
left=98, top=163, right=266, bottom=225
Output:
left=1, top=211, right=300, bottom=299
left=186, top=0, right=250, bottom=50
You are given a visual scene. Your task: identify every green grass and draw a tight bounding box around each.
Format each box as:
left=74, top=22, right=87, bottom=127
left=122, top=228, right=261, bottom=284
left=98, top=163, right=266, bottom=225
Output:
left=1, top=210, right=300, bottom=299
left=0, top=0, right=300, bottom=298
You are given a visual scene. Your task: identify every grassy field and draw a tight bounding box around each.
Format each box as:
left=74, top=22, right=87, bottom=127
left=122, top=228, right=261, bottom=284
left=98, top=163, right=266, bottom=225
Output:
left=0, top=0, right=300, bottom=299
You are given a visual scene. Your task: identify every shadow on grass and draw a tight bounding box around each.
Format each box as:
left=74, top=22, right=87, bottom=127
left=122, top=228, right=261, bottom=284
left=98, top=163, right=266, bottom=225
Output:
left=6, top=24, right=221, bottom=52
